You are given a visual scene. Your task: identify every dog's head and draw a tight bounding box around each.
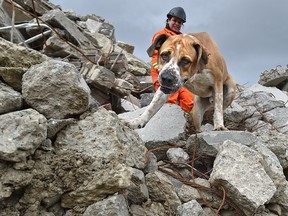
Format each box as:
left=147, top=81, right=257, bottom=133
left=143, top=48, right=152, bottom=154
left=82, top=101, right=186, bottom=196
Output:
left=147, top=34, right=209, bottom=94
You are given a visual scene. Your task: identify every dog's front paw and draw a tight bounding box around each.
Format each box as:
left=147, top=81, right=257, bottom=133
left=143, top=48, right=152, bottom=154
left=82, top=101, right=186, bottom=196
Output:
left=213, top=125, right=228, bottom=131
left=120, top=117, right=147, bottom=129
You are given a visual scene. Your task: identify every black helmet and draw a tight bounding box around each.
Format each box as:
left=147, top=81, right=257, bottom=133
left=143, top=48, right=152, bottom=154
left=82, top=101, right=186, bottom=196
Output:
left=167, top=7, right=186, bottom=23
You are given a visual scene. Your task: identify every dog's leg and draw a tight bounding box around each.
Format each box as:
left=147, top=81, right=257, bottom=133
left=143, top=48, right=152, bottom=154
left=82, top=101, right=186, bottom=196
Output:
left=123, top=89, right=169, bottom=129
left=223, top=77, right=236, bottom=109
left=213, top=80, right=227, bottom=131
left=192, top=95, right=212, bottom=132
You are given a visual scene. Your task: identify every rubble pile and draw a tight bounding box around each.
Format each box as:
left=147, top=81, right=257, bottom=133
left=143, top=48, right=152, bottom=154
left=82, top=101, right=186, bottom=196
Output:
left=259, top=65, right=288, bottom=92
left=0, top=0, right=152, bottom=113
left=0, top=0, right=288, bottom=215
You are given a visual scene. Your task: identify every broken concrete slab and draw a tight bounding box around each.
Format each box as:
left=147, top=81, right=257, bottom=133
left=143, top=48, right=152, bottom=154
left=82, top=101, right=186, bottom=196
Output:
left=0, top=81, right=22, bottom=114
left=111, top=78, right=134, bottom=97
left=83, top=30, right=112, bottom=53
left=0, top=67, right=25, bottom=91
left=105, top=51, right=129, bottom=76
left=116, top=40, right=134, bottom=54
left=258, top=65, right=288, bottom=91
left=83, top=194, right=130, bottom=216
left=186, top=130, right=259, bottom=157
left=263, top=107, right=288, bottom=134
left=0, top=37, right=49, bottom=68
left=84, top=18, right=103, bottom=34
left=22, top=60, right=90, bottom=119
left=118, top=104, right=187, bottom=160
left=210, top=140, right=277, bottom=215
left=177, top=199, right=206, bottom=216
left=43, top=34, right=81, bottom=59
left=119, top=103, right=186, bottom=143
left=249, top=83, right=288, bottom=107
left=40, top=9, right=95, bottom=49
left=81, top=62, right=115, bottom=91
left=0, top=108, right=47, bottom=162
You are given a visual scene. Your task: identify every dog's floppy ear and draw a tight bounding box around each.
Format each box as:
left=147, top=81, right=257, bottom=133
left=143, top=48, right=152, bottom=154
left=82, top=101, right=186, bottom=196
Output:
left=147, top=34, right=170, bottom=57
left=194, top=43, right=209, bottom=66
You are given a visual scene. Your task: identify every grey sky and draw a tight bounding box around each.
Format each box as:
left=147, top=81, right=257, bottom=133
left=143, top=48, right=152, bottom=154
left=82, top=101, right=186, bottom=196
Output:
left=51, top=0, right=288, bottom=85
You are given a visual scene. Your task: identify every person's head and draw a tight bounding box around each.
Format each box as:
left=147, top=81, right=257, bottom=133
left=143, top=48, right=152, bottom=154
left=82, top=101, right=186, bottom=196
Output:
left=166, top=7, right=186, bottom=33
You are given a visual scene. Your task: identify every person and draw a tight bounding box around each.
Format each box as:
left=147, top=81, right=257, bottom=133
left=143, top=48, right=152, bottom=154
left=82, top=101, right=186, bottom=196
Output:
left=150, top=7, right=194, bottom=115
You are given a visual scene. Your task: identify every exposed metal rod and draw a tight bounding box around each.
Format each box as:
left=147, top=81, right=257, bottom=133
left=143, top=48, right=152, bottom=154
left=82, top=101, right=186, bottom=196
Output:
left=10, top=0, right=15, bottom=42
left=0, top=23, right=52, bottom=46
left=18, top=29, right=52, bottom=45
left=0, top=23, right=51, bottom=31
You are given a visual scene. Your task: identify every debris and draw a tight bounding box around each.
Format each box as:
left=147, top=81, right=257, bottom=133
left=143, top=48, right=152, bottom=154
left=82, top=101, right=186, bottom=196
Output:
left=0, top=1, right=287, bottom=215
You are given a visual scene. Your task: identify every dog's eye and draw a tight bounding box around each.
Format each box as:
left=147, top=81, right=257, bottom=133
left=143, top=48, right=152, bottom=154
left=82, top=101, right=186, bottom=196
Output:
left=180, top=57, right=192, bottom=67
left=160, top=52, right=170, bottom=62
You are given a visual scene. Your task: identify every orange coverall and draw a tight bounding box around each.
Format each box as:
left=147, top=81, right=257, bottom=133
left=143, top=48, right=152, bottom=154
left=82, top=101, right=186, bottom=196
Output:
left=150, top=27, right=194, bottom=113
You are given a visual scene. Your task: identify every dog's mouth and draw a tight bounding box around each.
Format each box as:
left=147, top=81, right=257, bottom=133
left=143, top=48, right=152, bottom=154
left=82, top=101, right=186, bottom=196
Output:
left=160, top=86, right=174, bottom=94
left=160, top=84, right=181, bottom=94
left=183, top=78, right=189, bottom=83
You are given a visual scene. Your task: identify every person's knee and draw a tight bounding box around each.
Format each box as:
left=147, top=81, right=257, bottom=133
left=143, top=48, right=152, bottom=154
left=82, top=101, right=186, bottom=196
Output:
left=179, top=92, right=194, bottom=112
left=180, top=102, right=193, bottom=112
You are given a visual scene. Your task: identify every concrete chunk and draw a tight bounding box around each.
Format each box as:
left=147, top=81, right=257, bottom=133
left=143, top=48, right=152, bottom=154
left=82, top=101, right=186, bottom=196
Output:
left=119, top=104, right=186, bottom=143
left=210, top=140, right=276, bottom=215
left=41, top=9, right=94, bottom=48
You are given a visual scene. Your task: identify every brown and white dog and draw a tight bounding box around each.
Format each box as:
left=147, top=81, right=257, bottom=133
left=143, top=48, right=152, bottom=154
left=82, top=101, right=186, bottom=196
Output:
left=125, top=32, right=236, bottom=132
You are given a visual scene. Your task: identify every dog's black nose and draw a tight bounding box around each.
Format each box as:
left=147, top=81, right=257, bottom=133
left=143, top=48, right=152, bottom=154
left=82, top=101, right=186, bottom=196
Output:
left=161, top=73, right=174, bottom=84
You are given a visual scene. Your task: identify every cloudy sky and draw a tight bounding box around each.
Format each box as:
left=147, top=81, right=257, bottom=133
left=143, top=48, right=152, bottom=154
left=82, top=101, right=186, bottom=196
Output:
left=51, top=0, right=288, bottom=85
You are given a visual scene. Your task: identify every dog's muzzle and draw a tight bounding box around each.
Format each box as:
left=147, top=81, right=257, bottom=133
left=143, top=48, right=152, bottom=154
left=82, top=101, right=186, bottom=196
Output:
left=159, top=68, right=182, bottom=94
